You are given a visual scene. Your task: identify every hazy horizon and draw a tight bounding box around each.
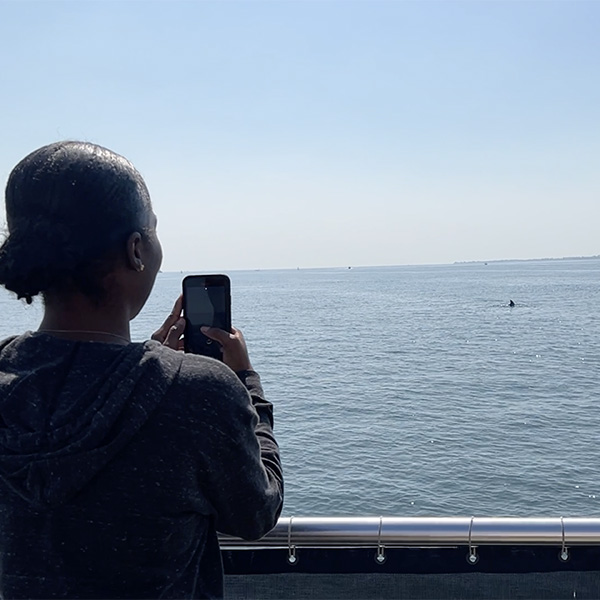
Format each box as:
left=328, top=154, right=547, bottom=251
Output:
left=162, top=253, right=600, bottom=274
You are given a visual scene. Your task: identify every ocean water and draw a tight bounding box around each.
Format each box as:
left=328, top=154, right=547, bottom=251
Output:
left=1, top=259, right=599, bottom=518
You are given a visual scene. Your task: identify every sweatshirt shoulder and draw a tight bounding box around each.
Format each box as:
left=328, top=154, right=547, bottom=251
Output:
left=145, top=342, right=248, bottom=406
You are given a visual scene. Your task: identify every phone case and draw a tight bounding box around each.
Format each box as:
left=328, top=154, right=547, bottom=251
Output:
left=182, top=274, right=231, bottom=359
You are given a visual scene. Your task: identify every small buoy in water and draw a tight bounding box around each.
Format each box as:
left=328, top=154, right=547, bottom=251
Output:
left=509, top=300, right=515, bottom=307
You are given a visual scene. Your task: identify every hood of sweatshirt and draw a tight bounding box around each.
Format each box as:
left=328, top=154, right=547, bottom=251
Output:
left=0, top=332, right=182, bottom=508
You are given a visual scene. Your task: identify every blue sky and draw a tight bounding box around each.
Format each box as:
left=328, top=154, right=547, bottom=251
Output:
left=0, top=0, right=598, bottom=271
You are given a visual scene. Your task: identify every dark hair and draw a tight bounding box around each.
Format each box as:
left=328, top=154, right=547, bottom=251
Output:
left=0, top=141, right=152, bottom=303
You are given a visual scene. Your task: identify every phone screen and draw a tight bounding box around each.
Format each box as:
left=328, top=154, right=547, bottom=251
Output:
left=185, top=285, right=229, bottom=330
left=183, top=275, right=231, bottom=358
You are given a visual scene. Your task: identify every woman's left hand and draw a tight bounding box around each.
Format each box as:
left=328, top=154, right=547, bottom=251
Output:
left=152, top=295, right=186, bottom=350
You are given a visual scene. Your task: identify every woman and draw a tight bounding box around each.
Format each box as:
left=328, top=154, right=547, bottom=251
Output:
left=0, top=141, right=283, bottom=599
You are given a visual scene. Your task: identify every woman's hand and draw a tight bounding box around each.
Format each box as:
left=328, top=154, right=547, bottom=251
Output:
left=152, top=295, right=186, bottom=350
left=151, top=296, right=253, bottom=371
left=201, top=326, right=253, bottom=372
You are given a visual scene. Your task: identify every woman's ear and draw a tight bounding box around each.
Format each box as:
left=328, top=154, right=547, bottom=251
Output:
left=125, top=231, right=145, bottom=272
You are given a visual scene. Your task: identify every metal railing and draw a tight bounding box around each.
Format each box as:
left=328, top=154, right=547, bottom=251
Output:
left=219, top=516, right=600, bottom=553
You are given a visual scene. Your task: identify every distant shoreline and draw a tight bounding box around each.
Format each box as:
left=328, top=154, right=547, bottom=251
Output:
left=454, top=255, right=600, bottom=265
left=161, top=255, right=600, bottom=273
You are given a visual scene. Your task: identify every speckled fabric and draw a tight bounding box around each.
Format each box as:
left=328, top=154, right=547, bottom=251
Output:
left=0, top=332, right=283, bottom=599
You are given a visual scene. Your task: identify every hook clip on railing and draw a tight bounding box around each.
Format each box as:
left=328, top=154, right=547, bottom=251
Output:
left=287, top=516, right=298, bottom=565
left=467, top=516, right=479, bottom=565
left=559, top=516, right=569, bottom=562
left=375, top=516, right=386, bottom=564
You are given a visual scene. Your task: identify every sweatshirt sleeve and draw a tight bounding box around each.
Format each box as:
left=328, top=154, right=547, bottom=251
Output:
left=176, top=356, right=283, bottom=540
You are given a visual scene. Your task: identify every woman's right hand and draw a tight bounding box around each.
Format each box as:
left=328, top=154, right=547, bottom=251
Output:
left=201, top=326, right=253, bottom=373
left=152, top=295, right=186, bottom=350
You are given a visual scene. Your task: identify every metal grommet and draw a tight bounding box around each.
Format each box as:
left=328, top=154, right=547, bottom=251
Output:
left=559, top=516, right=569, bottom=562
left=466, top=516, right=479, bottom=565
left=287, top=516, right=298, bottom=565
left=375, top=516, right=386, bottom=564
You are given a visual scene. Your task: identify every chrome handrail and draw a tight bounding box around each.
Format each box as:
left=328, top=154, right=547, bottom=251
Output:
left=219, top=516, right=600, bottom=548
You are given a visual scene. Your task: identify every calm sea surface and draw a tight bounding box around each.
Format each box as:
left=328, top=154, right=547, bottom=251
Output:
left=1, top=259, right=599, bottom=518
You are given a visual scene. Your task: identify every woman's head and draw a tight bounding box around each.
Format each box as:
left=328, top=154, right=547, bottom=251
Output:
left=0, top=141, right=161, bottom=306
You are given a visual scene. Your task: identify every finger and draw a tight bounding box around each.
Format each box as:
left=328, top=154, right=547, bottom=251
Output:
left=152, top=312, right=180, bottom=341
left=230, top=326, right=245, bottom=340
left=171, top=294, right=183, bottom=317
left=152, top=295, right=183, bottom=341
left=201, top=326, right=233, bottom=345
left=163, top=317, right=186, bottom=349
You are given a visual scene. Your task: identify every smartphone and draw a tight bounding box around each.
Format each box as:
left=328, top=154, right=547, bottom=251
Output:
left=182, top=274, right=232, bottom=359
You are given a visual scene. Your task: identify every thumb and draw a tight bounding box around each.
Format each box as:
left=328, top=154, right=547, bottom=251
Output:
left=201, top=326, right=231, bottom=345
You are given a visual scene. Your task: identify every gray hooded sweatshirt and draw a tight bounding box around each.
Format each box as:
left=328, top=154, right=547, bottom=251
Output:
left=0, top=332, right=283, bottom=599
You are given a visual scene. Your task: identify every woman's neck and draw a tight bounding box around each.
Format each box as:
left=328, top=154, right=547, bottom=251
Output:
left=39, top=293, right=132, bottom=344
